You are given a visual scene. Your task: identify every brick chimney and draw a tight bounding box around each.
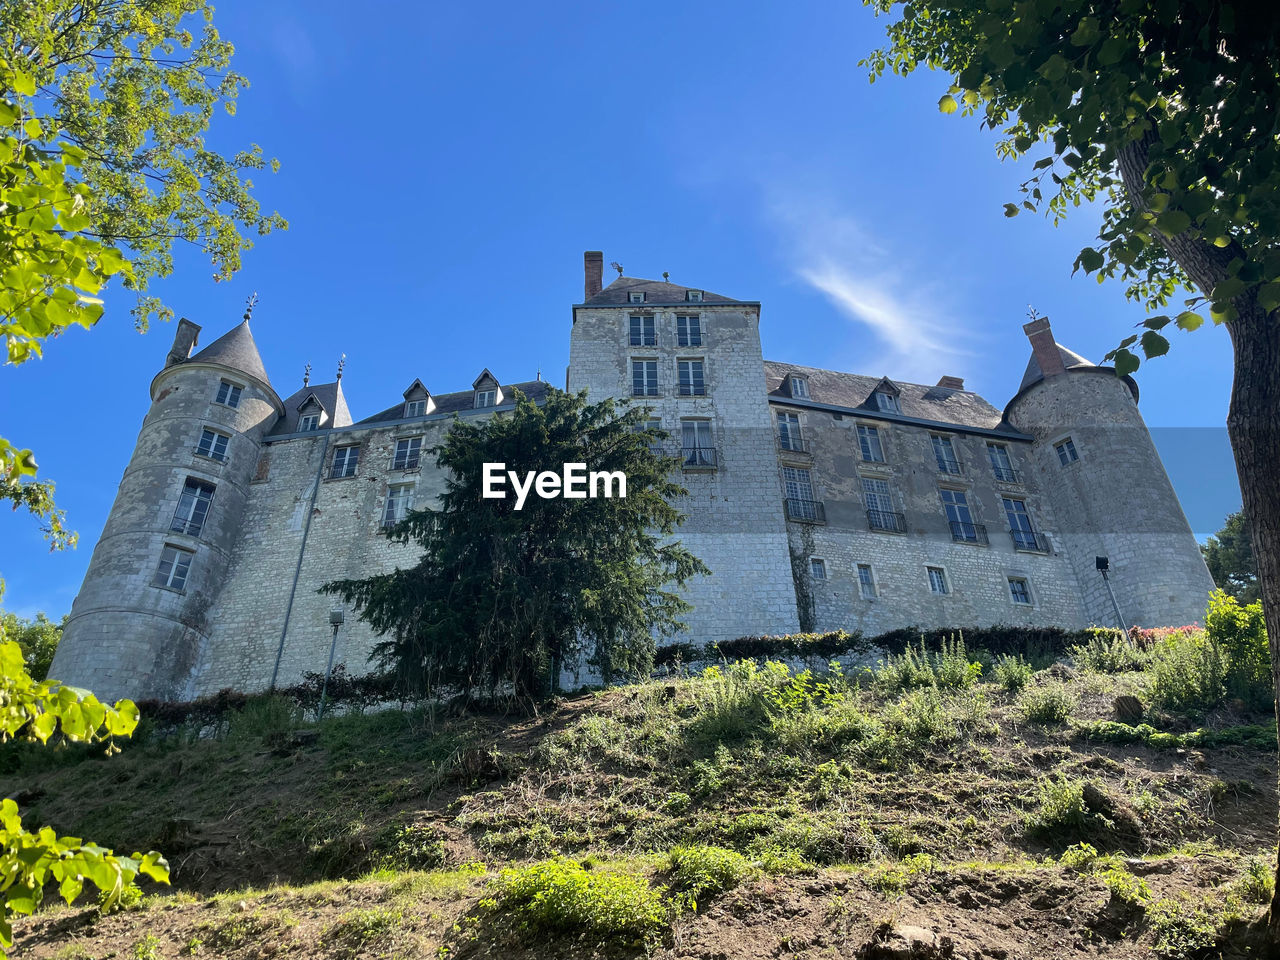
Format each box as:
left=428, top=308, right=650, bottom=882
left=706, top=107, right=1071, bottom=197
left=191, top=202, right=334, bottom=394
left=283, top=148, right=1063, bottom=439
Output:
left=936, top=375, right=965, bottom=390
left=166, top=318, right=201, bottom=368
left=584, top=251, right=603, bottom=301
left=1023, top=316, right=1066, bottom=378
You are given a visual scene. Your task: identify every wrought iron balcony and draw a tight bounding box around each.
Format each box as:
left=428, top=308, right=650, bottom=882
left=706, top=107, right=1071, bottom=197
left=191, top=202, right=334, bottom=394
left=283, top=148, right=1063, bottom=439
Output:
left=992, top=465, right=1022, bottom=483
left=777, top=434, right=811, bottom=454
left=1010, top=529, right=1051, bottom=553
left=681, top=446, right=718, bottom=469
left=950, top=519, right=989, bottom=544
left=785, top=498, right=826, bottom=523
left=935, top=457, right=965, bottom=476
left=867, top=509, right=907, bottom=533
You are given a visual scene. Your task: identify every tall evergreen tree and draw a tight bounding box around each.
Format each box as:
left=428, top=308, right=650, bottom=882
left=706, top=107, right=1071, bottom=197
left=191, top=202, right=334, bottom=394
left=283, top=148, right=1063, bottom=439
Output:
left=1204, top=511, right=1259, bottom=605
left=323, top=389, right=708, bottom=700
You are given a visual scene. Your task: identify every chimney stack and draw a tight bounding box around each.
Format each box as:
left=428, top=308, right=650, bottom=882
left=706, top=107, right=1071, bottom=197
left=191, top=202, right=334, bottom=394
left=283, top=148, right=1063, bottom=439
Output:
left=1023, top=316, right=1066, bottom=379
left=936, top=375, right=965, bottom=391
left=166, top=318, right=201, bottom=368
left=584, top=250, right=603, bottom=301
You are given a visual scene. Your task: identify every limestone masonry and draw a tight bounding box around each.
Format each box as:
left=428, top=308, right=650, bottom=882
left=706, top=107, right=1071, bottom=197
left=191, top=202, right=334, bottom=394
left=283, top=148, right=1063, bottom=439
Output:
left=51, top=253, right=1217, bottom=702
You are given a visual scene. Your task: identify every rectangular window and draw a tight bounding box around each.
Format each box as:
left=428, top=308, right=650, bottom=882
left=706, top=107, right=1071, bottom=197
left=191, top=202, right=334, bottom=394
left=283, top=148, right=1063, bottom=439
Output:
left=331, top=445, right=360, bottom=478
left=383, top=482, right=415, bottom=527
left=1055, top=437, right=1079, bottom=465
left=677, top=359, right=706, bottom=396
left=170, top=478, right=215, bottom=537
left=932, top=435, right=961, bottom=474
left=1004, top=497, right=1040, bottom=551
left=298, top=414, right=320, bottom=432
left=196, top=428, right=229, bottom=462
left=214, top=380, right=242, bottom=408
left=789, top=376, right=809, bottom=399
left=629, top=315, right=656, bottom=346
left=941, top=488, right=981, bottom=542
left=857, top=563, right=877, bottom=598
left=1009, top=577, right=1032, bottom=605
left=987, top=442, right=1017, bottom=482
left=927, top=566, right=949, bottom=595
left=405, top=399, right=427, bottom=417
left=676, top=314, right=702, bottom=346
left=634, top=418, right=663, bottom=455
left=783, top=465, right=815, bottom=501
left=875, top=391, right=900, bottom=413
left=475, top=389, right=497, bottom=408
left=392, top=437, right=422, bottom=470
left=809, top=558, right=827, bottom=580
left=857, top=424, right=885, bottom=462
left=863, top=477, right=903, bottom=531
left=631, top=359, right=658, bottom=396
left=152, top=545, right=194, bottom=590
left=681, top=419, right=715, bottom=467
left=777, top=411, right=803, bottom=451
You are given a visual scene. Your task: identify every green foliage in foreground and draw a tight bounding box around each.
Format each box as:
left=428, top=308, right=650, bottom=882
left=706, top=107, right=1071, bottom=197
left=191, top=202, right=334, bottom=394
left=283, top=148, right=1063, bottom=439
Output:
left=493, top=858, right=667, bottom=941
left=666, top=845, right=752, bottom=908
left=1076, top=721, right=1276, bottom=752
left=0, top=611, right=61, bottom=682
left=874, top=634, right=982, bottom=692
left=1203, top=512, right=1259, bottom=605
left=0, top=638, right=168, bottom=947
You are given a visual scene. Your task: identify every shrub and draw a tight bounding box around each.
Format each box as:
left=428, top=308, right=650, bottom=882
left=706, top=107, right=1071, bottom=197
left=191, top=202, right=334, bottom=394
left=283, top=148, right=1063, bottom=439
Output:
left=1149, top=631, right=1227, bottom=713
left=1026, top=778, right=1088, bottom=837
left=1018, top=682, right=1075, bottom=724
left=496, top=858, right=667, bottom=939
left=1147, top=896, right=1222, bottom=957
left=1233, top=858, right=1275, bottom=905
left=666, top=845, right=752, bottom=906
left=373, top=823, right=446, bottom=871
left=1099, top=866, right=1151, bottom=906
left=1071, top=632, right=1150, bottom=673
left=883, top=687, right=958, bottom=744
left=689, top=661, right=842, bottom=743
left=1204, top=590, right=1272, bottom=708
left=992, top=654, right=1033, bottom=693
left=876, top=635, right=981, bottom=692
left=864, top=853, right=936, bottom=897
left=225, top=695, right=302, bottom=746
left=1058, top=842, right=1099, bottom=871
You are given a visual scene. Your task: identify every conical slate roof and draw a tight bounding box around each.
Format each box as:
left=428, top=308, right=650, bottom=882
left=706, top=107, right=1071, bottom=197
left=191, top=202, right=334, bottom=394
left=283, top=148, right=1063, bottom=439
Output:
left=189, top=320, right=271, bottom=386
left=1018, top=342, right=1094, bottom=393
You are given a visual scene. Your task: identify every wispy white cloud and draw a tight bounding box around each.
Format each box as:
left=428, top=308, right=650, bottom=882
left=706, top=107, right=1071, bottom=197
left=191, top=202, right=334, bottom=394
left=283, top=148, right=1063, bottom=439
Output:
left=762, top=188, right=978, bottom=382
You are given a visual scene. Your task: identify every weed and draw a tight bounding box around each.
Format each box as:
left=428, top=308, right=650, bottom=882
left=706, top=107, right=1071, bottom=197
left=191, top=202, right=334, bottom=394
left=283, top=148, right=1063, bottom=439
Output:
left=1147, top=896, right=1222, bottom=957
left=375, top=822, right=447, bottom=871
left=865, top=853, right=936, bottom=897
left=876, top=635, right=981, bottom=692
left=1058, top=842, right=1099, bottom=871
left=664, top=792, right=691, bottom=814
left=992, top=654, right=1033, bottom=693
left=495, top=857, right=667, bottom=940
left=1149, top=631, right=1227, bottom=714
left=226, top=695, right=302, bottom=746
left=131, top=935, right=162, bottom=960
left=98, top=882, right=144, bottom=915
left=1018, top=682, right=1075, bottom=724
left=1071, top=633, right=1150, bottom=673
left=666, top=845, right=753, bottom=907
left=183, top=938, right=203, bottom=955
left=1233, top=858, right=1275, bottom=905
left=324, top=907, right=402, bottom=950
left=1026, top=778, right=1087, bottom=838
left=1099, top=866, right=1150, bottom=906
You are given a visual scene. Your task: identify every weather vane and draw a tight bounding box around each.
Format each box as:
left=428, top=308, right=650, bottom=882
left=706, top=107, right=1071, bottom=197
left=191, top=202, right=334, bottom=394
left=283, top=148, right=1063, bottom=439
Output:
left=303, top=362, right=311, bottom=388
left=610, top=261, right=624, bottom=277
left=663, top=271, right=670, bottom=282
left=336, top=353, right=347, bottom=381
left=243, top=292, right=259, bottom=322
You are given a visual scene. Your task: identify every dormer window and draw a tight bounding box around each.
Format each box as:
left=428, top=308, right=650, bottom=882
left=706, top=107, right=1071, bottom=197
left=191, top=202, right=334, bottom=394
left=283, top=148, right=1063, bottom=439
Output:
left=874, top=391, right=901, bottom=413
left=299, top=414, right=320, bottom=432
left=405, top=399, right=427, bottom=418
left=628, top=291, right=646, bottom=303
left=686, top=290, right=703, bottom=302
left=475, top=389, right=497, bottom=408
left=789, top=376, right=810, bottom=399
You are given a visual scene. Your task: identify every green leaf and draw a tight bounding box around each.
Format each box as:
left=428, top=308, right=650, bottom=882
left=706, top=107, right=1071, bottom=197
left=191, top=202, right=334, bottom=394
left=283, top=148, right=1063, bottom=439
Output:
left=12, top=71, right=36, bottom=96
left=1211, top=277, right=1247, bottom=300
left=0, top=100, right=17, bottom=126
left=1257, top=282, right=1280, bottom=313
left=1076, top=247, right=1104, bottom=273
left=1111, top=348, right=1140, bottom=377
left=938, top=94, right=958, bottom=114
left=1140, top=331, right=1170, bottom=358
left=1155, top=209, right=1191, bottom=236
left=31, top=710, right=57, bottom=743
left=1097, top=36, right=1128, bottom=65
left=1175, top=312, right=1205, bottom=331
left=1003, top=203, right=1019, bottom=217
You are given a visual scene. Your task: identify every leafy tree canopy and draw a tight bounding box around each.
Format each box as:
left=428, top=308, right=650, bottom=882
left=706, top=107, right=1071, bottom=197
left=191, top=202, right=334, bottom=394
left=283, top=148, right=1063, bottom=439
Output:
left=324, top=389, right=709, bottom=700
left=1203, top=510, right=1259, bottom=604
left=862, top=0, right=1280, bottom=372
left=0, top=609, right=62, bottom=681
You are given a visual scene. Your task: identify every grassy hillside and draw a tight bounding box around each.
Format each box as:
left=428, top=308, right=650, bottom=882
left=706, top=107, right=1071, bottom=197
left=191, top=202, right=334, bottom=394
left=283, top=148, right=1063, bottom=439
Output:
left=6, top=636, right=1277, bottom=959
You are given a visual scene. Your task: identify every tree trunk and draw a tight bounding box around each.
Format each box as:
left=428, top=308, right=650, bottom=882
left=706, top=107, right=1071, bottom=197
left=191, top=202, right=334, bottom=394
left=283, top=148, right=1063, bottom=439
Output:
left=1118, top=131, right=1280, bottom=938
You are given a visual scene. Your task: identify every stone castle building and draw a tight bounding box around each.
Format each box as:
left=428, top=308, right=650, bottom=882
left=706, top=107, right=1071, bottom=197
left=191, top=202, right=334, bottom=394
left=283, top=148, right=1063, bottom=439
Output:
left=51, top=252, right=1216, bottom=702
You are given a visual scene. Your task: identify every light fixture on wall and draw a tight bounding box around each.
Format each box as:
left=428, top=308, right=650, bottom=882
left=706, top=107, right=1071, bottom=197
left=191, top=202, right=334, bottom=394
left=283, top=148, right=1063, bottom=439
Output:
left=1095, top=556, right=1129, bottom=634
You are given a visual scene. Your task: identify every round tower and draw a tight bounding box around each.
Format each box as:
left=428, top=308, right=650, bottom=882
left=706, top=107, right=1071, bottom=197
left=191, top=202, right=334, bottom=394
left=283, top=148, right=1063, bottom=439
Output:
left=1004, top=317, right=1215, bottom=629
left=51, top=318, right=283, bottom=701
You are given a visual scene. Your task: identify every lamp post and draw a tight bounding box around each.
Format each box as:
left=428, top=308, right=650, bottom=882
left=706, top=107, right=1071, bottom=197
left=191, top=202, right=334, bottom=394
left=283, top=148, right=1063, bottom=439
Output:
left=318, top=607, right=344, bottom=721
left=1095, top=556, right=1129, bottom=635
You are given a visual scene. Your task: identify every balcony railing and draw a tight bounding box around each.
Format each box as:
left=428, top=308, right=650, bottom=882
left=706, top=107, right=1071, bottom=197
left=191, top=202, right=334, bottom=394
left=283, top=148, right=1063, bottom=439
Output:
left=785, top=498, right=826, bottom=523
left=867, top=509, right=907, bottom=533
left=681, top=446, right=718, bottom=469
left=1010, top=529, right=1052, bottom=553
left=777, top=434, right=810, bottom=454
left=950, top=519, right=989, bottom=544
left=935, top=458, right=965, bottom=476
left=992, top=465, right=1022, bottom=483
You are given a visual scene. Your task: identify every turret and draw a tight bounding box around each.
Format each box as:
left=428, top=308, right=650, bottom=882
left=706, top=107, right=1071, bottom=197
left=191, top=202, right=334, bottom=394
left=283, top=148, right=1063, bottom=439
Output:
left=1004, top=317, right=1214, bottom=628
left=50, top=318, right=283, bottom=701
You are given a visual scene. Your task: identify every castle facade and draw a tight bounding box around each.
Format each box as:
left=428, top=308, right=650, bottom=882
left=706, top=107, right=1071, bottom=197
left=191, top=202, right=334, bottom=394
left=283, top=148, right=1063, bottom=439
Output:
left=50, top=253, right=1216, bottom=702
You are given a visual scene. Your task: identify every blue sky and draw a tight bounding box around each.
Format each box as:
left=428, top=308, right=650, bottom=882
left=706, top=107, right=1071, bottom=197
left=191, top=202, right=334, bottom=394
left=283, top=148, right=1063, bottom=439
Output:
left=0, top=0, right=1241, bottom=618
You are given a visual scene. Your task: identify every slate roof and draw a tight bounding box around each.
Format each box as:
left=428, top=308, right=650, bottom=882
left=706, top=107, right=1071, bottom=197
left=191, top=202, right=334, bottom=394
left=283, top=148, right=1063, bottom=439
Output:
left=582, top=276, right=740, bottom=306
left=187, top=320, right=271, bottom=386
left=269, top=381, right=353, bottom=435
left=763, top=360, right=1010, bottom=432
left=356, top=379, right=551, bottom=426
left=1018, top=342, right=1095, bottom=393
